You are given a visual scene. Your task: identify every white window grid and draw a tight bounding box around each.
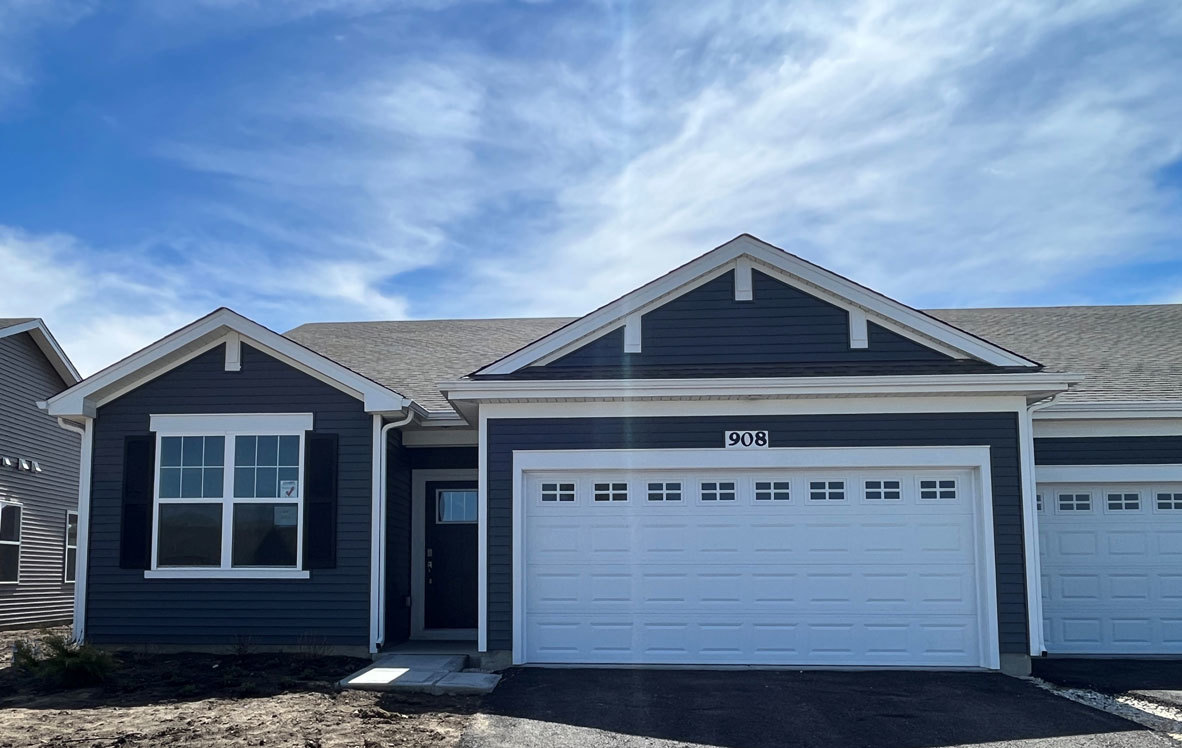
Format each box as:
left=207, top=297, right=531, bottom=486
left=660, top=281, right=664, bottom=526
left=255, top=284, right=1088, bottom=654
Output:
left=1036, top=493, right=1043, bottom=511
left=64, top=510, right=78, bottom=583
left=919, top=478, right=958, bottom=501
left=1057, top=492, right=1092, bottom=512
left=1105, top=492, right=1141, bottom=512
left=152, top=427, right=306, bottom=572
left=593, top=482, right=629, bottom=502
left=864, top=479, right=902, bottom=501
left=754, top=480, right=791, bottom=501
left=646, top=481, right=682, bottom=502
left=539, top=481, right=576, bottom=503
left=808, top=480, right=846, bottom=501
left=0, top=501, right=21, bottom=585
left=699, top=480, right=737, bottom=502
left=1157, top=492, right=1182, bottom=511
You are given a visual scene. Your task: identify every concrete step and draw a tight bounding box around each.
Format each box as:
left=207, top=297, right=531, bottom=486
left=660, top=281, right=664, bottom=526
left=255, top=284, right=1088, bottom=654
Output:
left=339, top=653, right=501, bottom=695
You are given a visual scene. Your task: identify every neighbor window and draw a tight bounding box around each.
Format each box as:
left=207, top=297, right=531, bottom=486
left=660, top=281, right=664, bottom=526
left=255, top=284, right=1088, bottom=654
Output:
left=593, top=482, right=629, bottom=502
left=1058, top=493, right=1091, bottom=511
left=437, top=490, right=477, bottom=523
left=754, top=481, right=791, bottom=501
left=0, top=503, right=20, bottom=583
left=864, top=480, right=901, bottom=501
left=919, top=479, right=957, bottom=500
left=700, top=481, right=736, bottom=501
left=1107, top=493, right=1140, bottom=511
left=1158, top=492, right=1182, bottom=511
left=64, top=511, right=78, bottom=583
left=151, top=414, right=310, bottom=572
left=809, top=481, right=845, bottom=501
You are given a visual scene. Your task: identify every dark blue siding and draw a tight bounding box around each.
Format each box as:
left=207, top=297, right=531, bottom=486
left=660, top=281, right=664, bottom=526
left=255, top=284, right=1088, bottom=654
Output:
left=409, top=446, right=478, bottom=470
left=486, top=413, right=1029, bottom=654
left=522, top=269, right=961, bottom=378
left=87, top=344, right=372, bottom=647
left=1035, top=436, right=1182, bottom=465
left=385, top=430, right=412, bottom=644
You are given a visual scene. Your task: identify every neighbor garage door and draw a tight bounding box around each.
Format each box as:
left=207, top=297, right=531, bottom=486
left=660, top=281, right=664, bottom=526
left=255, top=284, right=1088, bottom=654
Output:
left=1039, top=482, right=1182, bottom=654
left=523, top=466, right=990, bottom=666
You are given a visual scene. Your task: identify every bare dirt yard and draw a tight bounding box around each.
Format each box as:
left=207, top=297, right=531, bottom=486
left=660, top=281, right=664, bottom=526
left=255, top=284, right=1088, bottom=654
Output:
left=0, top=629, right=479, bottom=748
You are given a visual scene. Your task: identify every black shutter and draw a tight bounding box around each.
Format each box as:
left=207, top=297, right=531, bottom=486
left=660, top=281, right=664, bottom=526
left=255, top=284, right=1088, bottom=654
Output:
left=119, top=434, right=156, bottom=570
left=303, top=432, right=338, bottom=570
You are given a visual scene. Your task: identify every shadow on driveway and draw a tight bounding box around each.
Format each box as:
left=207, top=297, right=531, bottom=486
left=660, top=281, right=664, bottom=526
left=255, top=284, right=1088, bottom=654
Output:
left=464, top=668, right=1166, bottom=748
left=1034, top=658, right=1182, bottom=708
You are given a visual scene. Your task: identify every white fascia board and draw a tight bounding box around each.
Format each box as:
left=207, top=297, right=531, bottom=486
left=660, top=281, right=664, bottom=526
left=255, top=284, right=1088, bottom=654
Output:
left=1034, top=401, right=1182, bottom=420
left=443, top=371, right=1080, bottom=403
left=1034, top=418, right=1182, bottom=438
left=45, top=308, right=411, bottom=418
left=474, top=234, right=1039, bottom=376
left=0, top=319, right=82, bottom=385
left=150, top=412, right=314, bottom=434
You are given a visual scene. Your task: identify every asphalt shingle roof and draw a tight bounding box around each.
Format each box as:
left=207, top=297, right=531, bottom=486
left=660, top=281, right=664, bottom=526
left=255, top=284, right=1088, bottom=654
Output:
left=286, top=304, right=1181, bottom=414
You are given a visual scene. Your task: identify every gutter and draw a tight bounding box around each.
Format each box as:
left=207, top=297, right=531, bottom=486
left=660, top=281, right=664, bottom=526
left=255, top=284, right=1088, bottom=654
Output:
left=371, top=409, right=416, bottom=652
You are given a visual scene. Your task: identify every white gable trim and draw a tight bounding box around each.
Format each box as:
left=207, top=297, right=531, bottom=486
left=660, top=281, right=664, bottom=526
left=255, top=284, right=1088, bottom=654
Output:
left=474, top=235, right=1039, bottom=375
left=45, top=308, right=411, bottom=418
left=0, top=319, right=81, bottom=385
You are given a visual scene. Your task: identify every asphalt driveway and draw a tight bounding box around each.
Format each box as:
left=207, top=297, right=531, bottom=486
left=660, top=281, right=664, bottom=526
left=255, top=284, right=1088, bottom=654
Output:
left=462, top=668, right=1170, bottom=748
left=1034, top=658, right=1182, bottom=709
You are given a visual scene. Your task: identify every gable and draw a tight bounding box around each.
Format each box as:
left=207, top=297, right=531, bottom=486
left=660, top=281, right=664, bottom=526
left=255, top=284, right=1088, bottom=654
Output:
left=483, top=269, right=1007, bottom=380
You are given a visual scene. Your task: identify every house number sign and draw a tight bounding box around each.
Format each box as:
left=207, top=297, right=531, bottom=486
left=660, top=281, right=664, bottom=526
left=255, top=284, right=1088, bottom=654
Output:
left=724, top=430, right=769, bottom=449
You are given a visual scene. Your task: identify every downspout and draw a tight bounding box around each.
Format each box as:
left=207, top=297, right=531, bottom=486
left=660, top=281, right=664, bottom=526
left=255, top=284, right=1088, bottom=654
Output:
left=373, top=409, right=415, bottom=652
left=48, top=412, right=91, bottom=643
left=1021, top=394, right=1059, bottom=658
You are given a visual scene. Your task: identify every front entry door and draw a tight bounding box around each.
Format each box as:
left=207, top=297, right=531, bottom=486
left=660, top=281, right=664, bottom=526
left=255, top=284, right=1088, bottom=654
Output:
left=424, top=481, right=478, bottom=630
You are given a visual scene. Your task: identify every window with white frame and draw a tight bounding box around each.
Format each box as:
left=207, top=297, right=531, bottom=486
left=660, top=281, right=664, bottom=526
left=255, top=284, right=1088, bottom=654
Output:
left=919, top=479, right=957, bottom=500
left=864, top=480, right=901, bottom=500
left=540, top=482, right=575, bottom=502
left=64, top=511, right=78, bottom=583
left=1107, top=492, right=1140, bottom=511
left=809, top=480, right=845, bottom=501
left=647, top=482, right=682, bottom=501
left=1158, top=492, right=1182, bottom=511
left=593, top=482, right=628, bottom=502
left=437, top=490, right=477, bottom=523
left=754, top=481, right=790, bottom=501
left=0, top=502, right=20, bottom=583
left=1057, top=493, right=1091, bottom=511
left=152, top=414, right=309, bottom=571
left=700, top=481, right=736, bottom=501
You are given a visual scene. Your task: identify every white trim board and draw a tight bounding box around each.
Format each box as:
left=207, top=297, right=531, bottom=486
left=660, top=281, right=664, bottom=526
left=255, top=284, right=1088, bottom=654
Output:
left=1017, top=405, right=1045, bottom=655
left=411, top=469, right=479, bottom=640
left=473, top=235, right=1039, bottom=375
left=45, top=308, right=410, bottom=418
left=1037, top=464, right=1182, bottom=483
left=509, top=445, right=1001, bottom=670
left=1034, top=419, right=1182, bottom=438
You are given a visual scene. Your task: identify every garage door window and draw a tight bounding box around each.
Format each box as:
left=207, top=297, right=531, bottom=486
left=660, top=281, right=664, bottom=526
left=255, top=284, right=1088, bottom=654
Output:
left=700, top=481, right=736, bottom=501
left=1106, top=492, right=1140, bottom=511
left=594, top=483, right=629, bottom=502
left=541, top=482, right=575, bottom=503
left=864, top=480, right=901, bottom=500
left=1158, top=492, right=1182, bottom=511
left=754, top=481, right=791, bottom=501
left=809, top=481, right=845, bottom=501
left=647, top=482, right=682, bottom=501
left=919, top=479, right=957, bottom=500
left=1057, top=493, right=1091, bottom=511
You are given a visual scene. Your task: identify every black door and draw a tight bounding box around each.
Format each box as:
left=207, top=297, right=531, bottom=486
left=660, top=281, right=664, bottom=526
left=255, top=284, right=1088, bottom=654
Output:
left=424, top=480, right=478, bottom=629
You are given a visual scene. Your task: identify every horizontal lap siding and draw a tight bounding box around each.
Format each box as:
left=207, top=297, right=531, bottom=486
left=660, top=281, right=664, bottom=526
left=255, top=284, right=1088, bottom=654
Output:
left=542, top=270, right=952, bottom=371
left=385, top=431, right=411, bottom=644
left=87, top=344, right=371, bottom=646
left=486, top=412, right=1029, bottom=654
left=0, top=333, right=79, bottom=629
left=1035, top=436, right=1182, bottom=465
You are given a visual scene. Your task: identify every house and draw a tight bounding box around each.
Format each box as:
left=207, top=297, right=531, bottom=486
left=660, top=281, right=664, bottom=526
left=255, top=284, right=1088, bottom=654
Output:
left=0, top=318, right=82, bottom=629
left=43, top=235, right=1181, bottom=674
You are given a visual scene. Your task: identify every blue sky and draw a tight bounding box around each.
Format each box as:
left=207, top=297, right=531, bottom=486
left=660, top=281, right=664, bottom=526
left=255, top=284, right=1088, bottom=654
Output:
left=2, top=0, right=1181, bottom=375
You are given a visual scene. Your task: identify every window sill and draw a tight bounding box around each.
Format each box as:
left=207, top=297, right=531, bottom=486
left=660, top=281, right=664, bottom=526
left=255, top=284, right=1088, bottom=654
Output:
left=144, top=569, right=310, bottom=580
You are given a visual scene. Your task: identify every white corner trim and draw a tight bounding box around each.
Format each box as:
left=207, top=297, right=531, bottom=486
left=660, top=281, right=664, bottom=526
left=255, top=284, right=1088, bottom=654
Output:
left=478, top=411, right=489, bottom=653
left=1018, top=405, right=1045, bottom=655
left=149, top=412, right=314, bottom=434
left=68, top=418, right=92, bottom=641
left=411, top=468, right=479, bottom=639
left=0, top=319, right=82, bottom=385
left=1037, top=464, right=1182, bottom=483
left=623, top=314, right=642, bottom=354
left=472, top=235, right=1040, bottom=376
left=224, top=331, right=241, bottom=372
left=45, top=307, right=410, bottom=418
left=369, top=415, right=384, bottom=654
left=734, top=256, right=753, bottom=301
left=508, top=445, right=1001, bottom=670
left=848, top=308, right=869, bottom=349
left=144, top=569, right=310, bottom=580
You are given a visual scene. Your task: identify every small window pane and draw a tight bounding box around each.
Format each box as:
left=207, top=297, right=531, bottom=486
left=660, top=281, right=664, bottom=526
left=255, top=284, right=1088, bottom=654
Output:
left=1158, top=493, right=1182, bottom=510
left=180, top=467, right=204, bottom=498
left=159, top=467, right=182, bottom=498
left=438, top=491, right=477, bottom=523
left=202, top=467, right=224, bottom=498
left=256, top=436, right=279, bottom=466
left=0, top=505, right=20, bottom=542
left=278, top=436, right=300, bottom=466
left=66, top=513, right=78, bottom=546
left=593, top=482, right=628, bottom=502
left=1107, top=493, right=1140, bottom=511
left=181, top=436, right=205, bottom=467
left=1058, top=493, right=1091, bottom=511
left=160, top=437, right=183, bottom=467
left=255, top=467, right=278, bottom=498
left=204, top=436, right=225, bottom=467
left=157, top=504, right=222, bottom=566
left=540, top=482, right=575, bottom=502
left=65, top=548, right=77, bottom=583
left=234, top=468, right=255, bottom=498
left=0, top=544, right=16, bottom=582
left=232, top=503, right=298, bottom=567
left=235, top=436, right=256, bottom=467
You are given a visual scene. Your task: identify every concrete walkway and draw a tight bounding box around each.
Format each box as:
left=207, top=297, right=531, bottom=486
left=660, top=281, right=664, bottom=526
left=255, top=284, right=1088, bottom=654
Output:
left=338, top=653, right=500, bottom=695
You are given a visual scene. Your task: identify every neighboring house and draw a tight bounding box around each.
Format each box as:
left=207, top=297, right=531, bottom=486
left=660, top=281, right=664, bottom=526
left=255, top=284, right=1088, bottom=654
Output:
left=43, top=235, right=1181, bottom=674
left=0, top=318, right=82, bottom=630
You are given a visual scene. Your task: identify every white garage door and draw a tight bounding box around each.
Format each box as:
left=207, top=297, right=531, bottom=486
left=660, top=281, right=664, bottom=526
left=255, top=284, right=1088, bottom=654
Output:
left=1039, top=482, right=1182, bottom=654
left=523, top=467, right=989, bottom=667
